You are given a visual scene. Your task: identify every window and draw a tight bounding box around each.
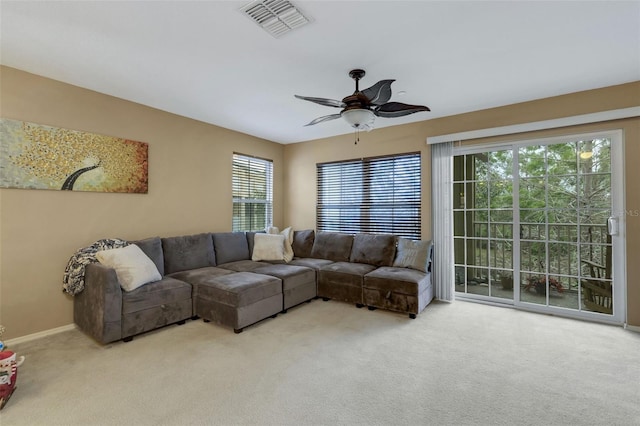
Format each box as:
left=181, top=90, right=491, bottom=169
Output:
left=317, top=152, right=421, bottom=238
left=232, top=153, right=273, bottom=232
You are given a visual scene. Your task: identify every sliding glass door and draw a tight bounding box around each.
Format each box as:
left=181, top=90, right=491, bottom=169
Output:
left=453, top=132, right=625, bottom=323
left=453, top=149, right=515, bottom=300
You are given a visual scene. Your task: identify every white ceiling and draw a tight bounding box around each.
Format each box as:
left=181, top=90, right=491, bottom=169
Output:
left=1, top=1, right=639, bottom=144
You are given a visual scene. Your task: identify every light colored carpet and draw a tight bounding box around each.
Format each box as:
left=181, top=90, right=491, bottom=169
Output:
left=1, top=300, right=639, bottom=426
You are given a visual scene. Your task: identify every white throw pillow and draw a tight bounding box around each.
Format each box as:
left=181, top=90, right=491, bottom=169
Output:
left=393, top=238, right=432, bottom=273
left=280, top=227, right=294, bottom=262
left=252, top=233, right=287, bottom=262
left=265, top=226, right=280, bottom=235
left=96, top=244, right=162, bottom=292
left=266, top=226, right=294, bottom=262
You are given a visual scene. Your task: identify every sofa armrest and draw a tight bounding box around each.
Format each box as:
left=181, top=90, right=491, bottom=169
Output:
left=73, top=263, right=123, bottom=344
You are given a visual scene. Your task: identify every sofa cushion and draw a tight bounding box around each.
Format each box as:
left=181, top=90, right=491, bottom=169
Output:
left=197, top=272, right=281, bottom=307
left=253, top=264, right=315, bottom=291
left=310, top=232, right=354, bottom=262
left=292, top=229, right=315, bottom=258
left=212, top=232, right=250, bottom=265
left=96, top=244, right=162, bottom=292
left=320, top=261, right=377, bottom=278
left=132, top=236, right=165, bottom=276
left=364, top=266, right=430, bottom=295
left=393, top=238, right=432, bottom=273
left=122, top=276, right=192, bottom=314
left=217, top=259, right=268, bottom=272
left=289, top=258, right=334, bottom=270
left=168, top=266, right=234, bottom=285
left=349, top=233, right=397, bottom=267
left=162, top=233, right=216, bottom=275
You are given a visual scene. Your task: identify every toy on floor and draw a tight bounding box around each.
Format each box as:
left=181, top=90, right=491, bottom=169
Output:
left=0, top=326, right=25, bottom=410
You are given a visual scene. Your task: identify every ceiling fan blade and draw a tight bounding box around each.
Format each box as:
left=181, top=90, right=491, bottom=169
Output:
left=295, top=95, right=345, bottom=108
left=374, top=102, right=431, bottom=118
left=361, top=79, right=395, bottom=105
left=304, top=113, right=342, bottom=126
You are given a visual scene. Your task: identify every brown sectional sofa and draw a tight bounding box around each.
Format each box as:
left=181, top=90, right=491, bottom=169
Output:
left=74, top=230, right=433, bottom=344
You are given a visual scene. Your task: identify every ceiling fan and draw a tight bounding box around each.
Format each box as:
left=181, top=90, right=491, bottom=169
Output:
left=295, top=69, right=430, bottom=131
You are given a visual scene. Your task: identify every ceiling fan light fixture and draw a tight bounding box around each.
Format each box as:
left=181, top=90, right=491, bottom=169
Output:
left=341, top=108, right=375, bottom=129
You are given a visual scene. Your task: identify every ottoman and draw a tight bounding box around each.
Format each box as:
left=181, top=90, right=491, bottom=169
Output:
left=253, top=264, right=316, bottom=312
left=195, top=272, right=282, bottom=333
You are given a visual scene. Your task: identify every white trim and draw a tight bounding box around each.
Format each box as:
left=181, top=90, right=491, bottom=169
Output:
left=426, top=107, right=640, bottom=145
left=624, top=324, right=640, bottom=333
left=460, top=298, right=626, bottom=327
left=610, top=130, right=627, bottom=324
left=453, top=130, right=619, bottom=155
left=5, top=324, right=76, bottom=346
left=456, top=292, right=514, bottom=307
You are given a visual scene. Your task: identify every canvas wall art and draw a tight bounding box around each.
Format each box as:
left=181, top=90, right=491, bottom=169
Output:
left=0, top=118, right=148, bottom=193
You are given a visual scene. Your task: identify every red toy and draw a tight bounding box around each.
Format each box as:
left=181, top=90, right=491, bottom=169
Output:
left=0, top=350, right=24, bottom=409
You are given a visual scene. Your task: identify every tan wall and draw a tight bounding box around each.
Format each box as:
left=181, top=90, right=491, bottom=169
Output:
left=283, top=123, right=432, bottom=238
left=2, top=65, right=638, bottom=339
left=284, top=81, right=640, bottom=326
left=0, top=66, right=284, bottom=340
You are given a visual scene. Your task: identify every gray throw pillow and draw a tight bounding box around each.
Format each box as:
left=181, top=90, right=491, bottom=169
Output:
left=393, top=238, right=432, bottom=272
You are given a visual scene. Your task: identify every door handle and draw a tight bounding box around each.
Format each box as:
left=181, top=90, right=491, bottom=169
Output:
left=607, top=217, right=619, bottom=236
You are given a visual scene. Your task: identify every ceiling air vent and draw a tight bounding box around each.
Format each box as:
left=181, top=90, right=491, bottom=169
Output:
left=241, top=0, right=310, bottom=38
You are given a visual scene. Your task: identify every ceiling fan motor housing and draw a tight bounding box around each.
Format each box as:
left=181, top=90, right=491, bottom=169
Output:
left=342, top=93, right=371, bottom=111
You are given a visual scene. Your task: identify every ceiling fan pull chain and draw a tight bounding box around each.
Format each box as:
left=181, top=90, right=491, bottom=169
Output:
left=355, top=128, right=359, bottom=145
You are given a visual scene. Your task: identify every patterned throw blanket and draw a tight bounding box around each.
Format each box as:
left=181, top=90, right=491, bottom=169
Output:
left=62, top=238, right=129, bottom=296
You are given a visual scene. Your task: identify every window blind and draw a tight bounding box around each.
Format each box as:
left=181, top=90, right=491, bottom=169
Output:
left=317, top=152, right=421, bottom=239
left=233, top=153, right=273, bottom=232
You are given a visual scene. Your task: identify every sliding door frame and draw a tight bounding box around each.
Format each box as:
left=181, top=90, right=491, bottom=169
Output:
left=453, top=129, right=626, bottom=324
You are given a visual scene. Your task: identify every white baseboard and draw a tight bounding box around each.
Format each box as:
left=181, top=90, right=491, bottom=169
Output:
left=5, top=324, right=77, bottom=346
left=624, top=324, right=640, bottom=333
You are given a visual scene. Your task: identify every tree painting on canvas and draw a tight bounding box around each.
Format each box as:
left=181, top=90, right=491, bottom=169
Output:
left=0, top=118, right=148, bottom=193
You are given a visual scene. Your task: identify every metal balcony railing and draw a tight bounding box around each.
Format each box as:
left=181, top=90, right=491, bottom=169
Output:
left=464, top=222, right=609, bottom=290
